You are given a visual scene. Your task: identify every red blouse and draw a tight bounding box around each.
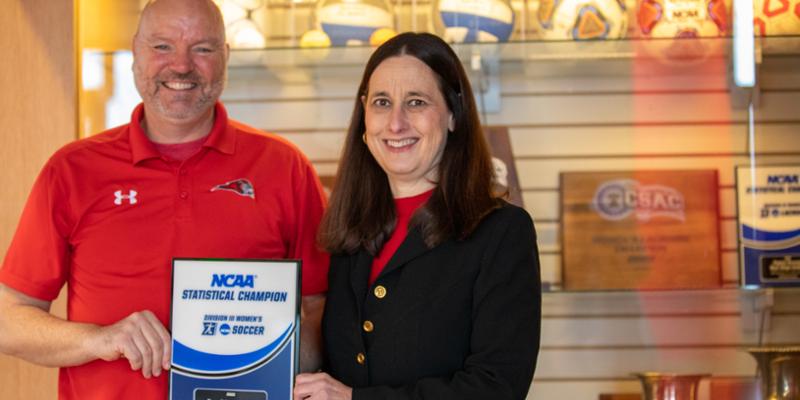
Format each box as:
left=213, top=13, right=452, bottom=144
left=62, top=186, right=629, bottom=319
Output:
left=369, top=189, right=434, bottom=284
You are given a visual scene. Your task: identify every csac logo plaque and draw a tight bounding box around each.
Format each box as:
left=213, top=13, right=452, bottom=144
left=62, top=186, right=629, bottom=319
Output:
left=593, top=179, right=686, bottom=222
left=561, top=170, right=721, bottom=290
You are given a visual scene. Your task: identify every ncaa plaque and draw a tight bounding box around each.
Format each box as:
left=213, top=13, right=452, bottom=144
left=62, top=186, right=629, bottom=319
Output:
left=736, top=165, right=800, bottom=287
left=169, top=259, right=300, bottom=400
left=561, top=170, right=721, bottom=290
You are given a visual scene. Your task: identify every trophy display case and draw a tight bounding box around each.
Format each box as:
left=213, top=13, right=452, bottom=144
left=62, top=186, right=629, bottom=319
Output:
left=77, top=0, right=800, bottom=398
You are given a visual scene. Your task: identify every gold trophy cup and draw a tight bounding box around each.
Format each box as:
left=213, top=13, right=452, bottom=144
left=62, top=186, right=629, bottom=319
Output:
left=632, top=372, right=710, bottom=400
left=746, top=346, right=800, bottom=400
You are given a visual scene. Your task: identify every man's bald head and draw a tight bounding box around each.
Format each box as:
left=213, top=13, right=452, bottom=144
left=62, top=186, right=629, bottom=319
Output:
left=135, top=0, right=226, bottom=43
left=131, top=0, right=230, bottom=136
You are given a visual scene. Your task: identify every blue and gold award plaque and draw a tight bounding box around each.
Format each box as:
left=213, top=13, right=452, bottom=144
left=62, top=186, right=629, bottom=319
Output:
left=737, top=165, right=800, bottom=287
left=170, top=259, right=300, bottom=400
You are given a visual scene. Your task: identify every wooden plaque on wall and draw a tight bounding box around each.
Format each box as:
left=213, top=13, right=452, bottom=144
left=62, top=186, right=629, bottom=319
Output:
left=484, top=126, right=524, bottom=207
left=561, top=170, right=721, bottom=290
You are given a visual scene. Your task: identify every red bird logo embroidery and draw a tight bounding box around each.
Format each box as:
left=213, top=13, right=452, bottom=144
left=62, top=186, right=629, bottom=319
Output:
left=210, top=178, right=255, bottom=199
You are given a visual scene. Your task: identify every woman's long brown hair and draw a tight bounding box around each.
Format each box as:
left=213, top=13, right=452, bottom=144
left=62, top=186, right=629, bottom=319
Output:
left=318, top=32, right=501, bottom=255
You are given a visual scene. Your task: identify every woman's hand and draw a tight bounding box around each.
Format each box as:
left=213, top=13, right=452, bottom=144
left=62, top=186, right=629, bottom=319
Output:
left=294, top=372, right=353, bottom=400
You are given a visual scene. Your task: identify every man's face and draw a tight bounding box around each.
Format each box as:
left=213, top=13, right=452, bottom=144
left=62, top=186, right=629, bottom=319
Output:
left=132, top=2, right=228, bottom=122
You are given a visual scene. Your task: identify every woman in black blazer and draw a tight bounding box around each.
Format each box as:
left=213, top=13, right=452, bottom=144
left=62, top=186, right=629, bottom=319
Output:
left=294, top=32, right=541, bottom=400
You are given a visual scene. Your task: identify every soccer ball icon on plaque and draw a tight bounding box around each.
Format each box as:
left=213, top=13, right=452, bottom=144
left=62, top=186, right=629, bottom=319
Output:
left=635, top=0, right=729, bottom=63
left=316, top=0, right=395, bottom=46
left=537, top=0, right=629, bottom=40
left=433, top=0, right=516, bottom=43
left=753, top=0, right=800, bottom=36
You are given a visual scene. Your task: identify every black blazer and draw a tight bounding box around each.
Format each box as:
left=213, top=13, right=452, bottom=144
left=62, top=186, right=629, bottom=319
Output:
left=322, top=203, right=541, bottom=400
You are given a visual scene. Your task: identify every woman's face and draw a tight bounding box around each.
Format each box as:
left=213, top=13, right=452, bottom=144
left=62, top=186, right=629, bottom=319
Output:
left=362, top=55, right=454, bottom=196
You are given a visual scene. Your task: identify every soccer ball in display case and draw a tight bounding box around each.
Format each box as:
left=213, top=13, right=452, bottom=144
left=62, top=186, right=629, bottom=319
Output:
left=636, top=0, right=728, bottom=38
left=635, top=0, right=728, bottom=63
left=753, top=0, right=800, bottom=36
left=434, top=0, right=516, bottom=43
left=537, top=0, right=629, bottom=40
left=316, top=0, right=394, bottom=46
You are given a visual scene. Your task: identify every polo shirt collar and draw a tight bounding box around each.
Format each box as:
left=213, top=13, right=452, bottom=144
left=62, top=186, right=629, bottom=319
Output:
left=129, top=102, right=236, bottom=164
left=203, top=102, right=236, bottom=155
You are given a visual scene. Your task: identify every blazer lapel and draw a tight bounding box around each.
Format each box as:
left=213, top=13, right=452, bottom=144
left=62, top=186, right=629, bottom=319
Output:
left=349, top=250, right=372, bottom=306
left=376, top=227, right=431, bottom=281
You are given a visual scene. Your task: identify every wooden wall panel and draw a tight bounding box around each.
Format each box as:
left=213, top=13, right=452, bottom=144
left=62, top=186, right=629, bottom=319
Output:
left=0, top=0, right=75, bottom=398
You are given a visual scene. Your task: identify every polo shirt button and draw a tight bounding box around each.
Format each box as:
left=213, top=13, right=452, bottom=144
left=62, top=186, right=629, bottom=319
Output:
left=362, top=320, right=374, bottom=333
left=356, top=352, right=366, bottom=365
left=179, top=191, right=188, bottom=199
left=373, top=285, right=387, bottom=299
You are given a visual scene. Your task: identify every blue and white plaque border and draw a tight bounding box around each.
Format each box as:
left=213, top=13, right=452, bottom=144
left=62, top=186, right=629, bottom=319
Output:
left=169, top=258, right=301, bottom=400
left=736, top=165, right=800, bottom=288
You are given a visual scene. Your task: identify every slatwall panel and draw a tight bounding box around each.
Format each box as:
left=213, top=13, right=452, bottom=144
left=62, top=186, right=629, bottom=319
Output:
left=221, top=51, right=800, bottom=399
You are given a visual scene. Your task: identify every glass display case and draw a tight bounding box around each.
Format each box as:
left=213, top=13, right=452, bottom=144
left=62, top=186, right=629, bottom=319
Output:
left=77, top=0, right=800, bottom=397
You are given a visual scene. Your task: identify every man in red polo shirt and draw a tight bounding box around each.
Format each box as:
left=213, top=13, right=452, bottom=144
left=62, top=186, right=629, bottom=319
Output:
left=0, top=0, right=328, bottom=398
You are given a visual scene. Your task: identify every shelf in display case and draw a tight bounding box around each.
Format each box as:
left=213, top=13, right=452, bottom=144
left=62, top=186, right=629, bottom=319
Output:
left=755, top=34, right=800, bottom=55
left=542, top=286, right=800, bottom=334
left=227, top=35, right=800, bottom=68
left=225, top=35, right=800, bottom=93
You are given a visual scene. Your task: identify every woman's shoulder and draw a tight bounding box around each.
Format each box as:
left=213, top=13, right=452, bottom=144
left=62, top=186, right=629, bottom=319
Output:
left=486, top=200, right=534, bottom=226
left=470, top=200, right=536, bottom=241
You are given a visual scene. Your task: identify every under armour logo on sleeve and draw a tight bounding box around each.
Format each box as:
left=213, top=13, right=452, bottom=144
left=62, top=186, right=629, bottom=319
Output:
left=114, top=190, right=138, bottom=205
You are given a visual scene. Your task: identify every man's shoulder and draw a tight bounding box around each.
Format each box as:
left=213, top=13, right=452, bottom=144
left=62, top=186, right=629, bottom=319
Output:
left=49, top=124, right=130, bottom=165
left=228, top=118, right=308, bottom=161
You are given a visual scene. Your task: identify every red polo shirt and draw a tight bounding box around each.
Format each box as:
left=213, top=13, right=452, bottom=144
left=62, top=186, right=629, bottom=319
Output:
left=0, top=103, right=328, bottom=400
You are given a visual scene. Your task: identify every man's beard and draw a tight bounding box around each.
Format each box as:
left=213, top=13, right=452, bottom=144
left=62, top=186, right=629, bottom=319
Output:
left=134, top=69, right=225, bottom=120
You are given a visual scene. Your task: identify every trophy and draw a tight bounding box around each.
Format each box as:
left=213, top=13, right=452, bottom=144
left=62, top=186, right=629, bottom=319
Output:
left=632, top=372, right=709, bottom=400
left=746, top=346, right=800, bottom=400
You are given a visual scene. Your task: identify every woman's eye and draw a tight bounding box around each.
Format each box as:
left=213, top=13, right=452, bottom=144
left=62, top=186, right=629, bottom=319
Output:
left=154, top=44, right=169, bottom=51
left=373, top=99, right=390, bottom=107
left=408, top=99, right=426, bottom=107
